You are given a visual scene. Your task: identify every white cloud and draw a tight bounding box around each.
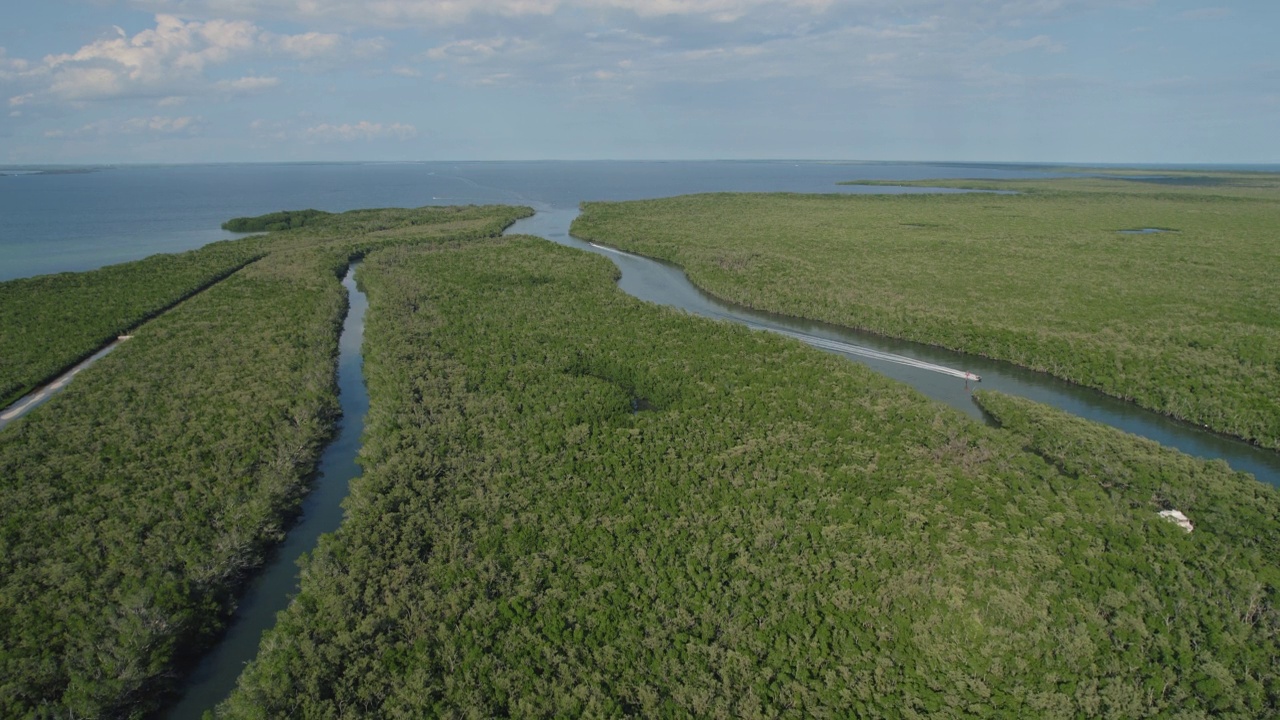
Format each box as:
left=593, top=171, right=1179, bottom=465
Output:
left=603, top=0, right=833, bottom=22
left=47, top=67, right=128, bottom=102
left=982, top=33, right=1065, bottom=56
left=426, top=37, right=536, bottom=63
left=301, top=120, right=418, bottom=142
left=42, top=15, right=258, bottom=86
left=130, top=114, right=201, bottom=132
left=215, top=75, right=281, bottom=92
left=401, top=0, right=1074, bottom=96
left=249, top=116, right=291, bottom=140
left=0, top=48, right=32, bottom=77
left=130, top=0, right=1122, bottom=28
left=7, top=14, right=370, bottom=107
left=268, top=31, right=343, bottom=58
left=81, top=0, right=1101, bottom=103
left=43, top=114, right=203, bottom=138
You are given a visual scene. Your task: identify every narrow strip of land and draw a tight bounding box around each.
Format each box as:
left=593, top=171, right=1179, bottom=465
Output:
left=0, top=243, right=266, bottom=408
left=0, top=339, right=126, bottom=429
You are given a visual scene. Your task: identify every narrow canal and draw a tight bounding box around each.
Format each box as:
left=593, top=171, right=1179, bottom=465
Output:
left=164, top=198, right=1279, bottom=716
left=162, top=264, right=369, bottom=718
left=509, top=206, right=1280, bottom=489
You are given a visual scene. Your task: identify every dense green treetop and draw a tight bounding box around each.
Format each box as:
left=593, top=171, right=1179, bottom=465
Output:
left=220, top=236, right=1280, bottom=718
left=222, top=209, right=331, bottom=232
left=1, top=248, right=348, bottom=719
left=0, top=204, right=529, bottom=718
left=974, top=390, right=1280, bottom=559
left=0, top=242, right=264, bottom=407
left=0, top=204, right=531, bottom=410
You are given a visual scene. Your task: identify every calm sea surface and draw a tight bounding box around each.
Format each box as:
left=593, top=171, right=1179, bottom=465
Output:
left=0, top=160, right=1064, bottom=281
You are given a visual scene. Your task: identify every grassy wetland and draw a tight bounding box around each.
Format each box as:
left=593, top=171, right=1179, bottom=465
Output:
left=0, top=204, right=529, bottom=718
left=216, top=236, right=1279, bottom=718
left=570, top=174, right=1280, bottom=450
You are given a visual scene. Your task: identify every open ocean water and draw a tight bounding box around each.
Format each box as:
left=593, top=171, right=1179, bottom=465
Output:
left=0, top=160, right=1074, bottom=281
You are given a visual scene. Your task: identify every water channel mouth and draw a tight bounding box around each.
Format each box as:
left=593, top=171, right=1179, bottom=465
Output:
left=509, top=206, right=1280, bottom=489
left=161, top=263, right=369, bottom=718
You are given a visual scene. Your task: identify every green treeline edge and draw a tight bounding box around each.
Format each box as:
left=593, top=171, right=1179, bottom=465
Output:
left=569, top=176, right=1280, bottom=450
left=219, top=236, right=1279, bottom=718
left=222, top=209, right=331, bottom=233
left=0, top=243, right=266, bottom=408
left=973, top=390, right=1280, bottom=560
left=0, top=204, right=531, bottom=719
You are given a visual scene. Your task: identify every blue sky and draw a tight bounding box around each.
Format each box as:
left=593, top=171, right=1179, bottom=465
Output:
left=1, top=0, right=1276, bottom=164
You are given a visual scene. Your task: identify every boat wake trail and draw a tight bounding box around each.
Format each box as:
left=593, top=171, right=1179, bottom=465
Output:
left=763, top=326, right=979, bottom=381
left=587, top=242, right=979, bottom=382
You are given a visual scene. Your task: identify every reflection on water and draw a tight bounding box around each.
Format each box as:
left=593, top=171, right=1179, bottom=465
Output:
left=162, top=265, right=369, bottom=718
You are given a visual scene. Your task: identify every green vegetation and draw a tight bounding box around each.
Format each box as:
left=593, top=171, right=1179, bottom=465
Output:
left=0, top=204, right=529, bottom=411
left=0, top=205, right=528, bottom=718
left=0, top=249, right=346, bottom=719
left=218, top=236, right=1280, bottom=718
left=0, top=242, right=264, bottom=408
left=222, top=209, right=331, bottom=233
left=570, top=176, right=1280, bottom=450
left=974, top=390, right=1280, bottom=559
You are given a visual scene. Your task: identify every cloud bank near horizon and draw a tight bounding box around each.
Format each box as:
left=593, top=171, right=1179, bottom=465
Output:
left=1, top=1, right=1275, bottom=163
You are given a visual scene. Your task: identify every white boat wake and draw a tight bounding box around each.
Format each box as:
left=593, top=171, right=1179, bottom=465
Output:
left=587, top=242, right=980, bottom=382
left=765, top=326, right=979, bottom=381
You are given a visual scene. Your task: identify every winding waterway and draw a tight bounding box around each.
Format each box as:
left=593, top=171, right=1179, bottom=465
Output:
left=4, top=163, right=1274, bottom=714
left=508, top=206, right=1280, bottom=489
left=162, top=265, right=369, bottom=718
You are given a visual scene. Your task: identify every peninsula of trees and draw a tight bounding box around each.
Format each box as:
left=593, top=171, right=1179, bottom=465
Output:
left=220, top=232, right=1278, bottom=717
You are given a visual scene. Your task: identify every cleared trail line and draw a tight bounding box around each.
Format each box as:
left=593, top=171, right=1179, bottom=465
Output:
left=0, top=340, right=129, bottom=429
left=0, top=255, right=263, bottom=431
